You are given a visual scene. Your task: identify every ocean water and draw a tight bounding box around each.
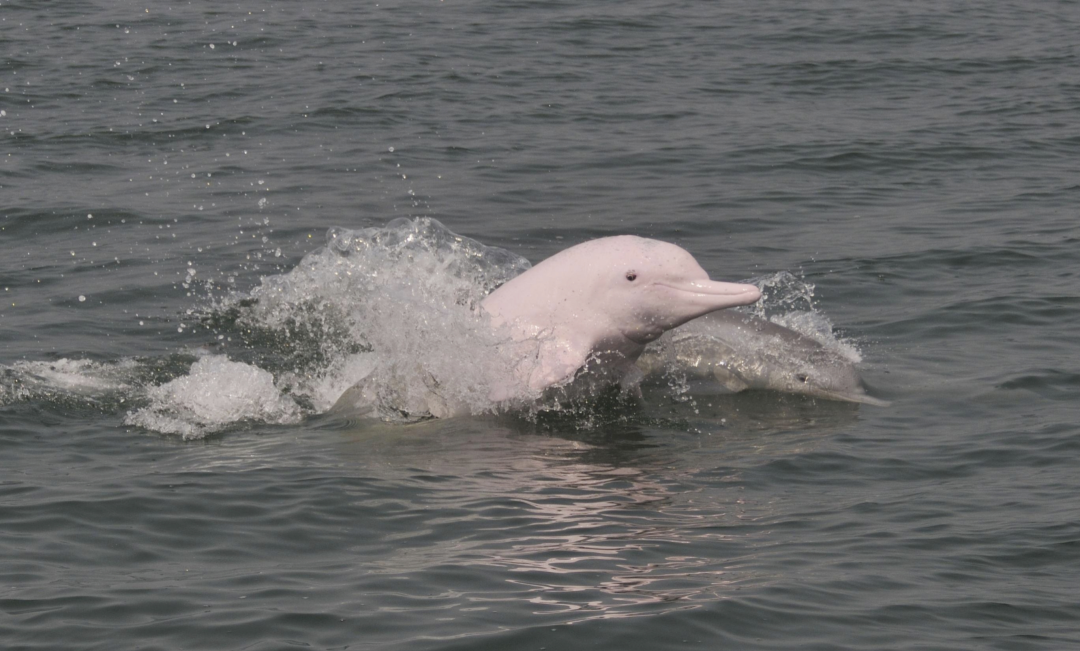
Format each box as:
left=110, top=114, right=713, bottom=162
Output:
left=2, top=1, right=1079, bottom=649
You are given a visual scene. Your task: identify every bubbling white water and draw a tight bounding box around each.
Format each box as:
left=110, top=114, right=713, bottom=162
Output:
left=744, top=270, right=863, bottom=363
left=0, top=358, right=136, bottom=403
left=0, top=219, right=546, bottom=436
left=219, top=217, right=540, bottom=422
left=769, top=310, right=863, bottom=364
left=124, top=355, right=303, bottom=439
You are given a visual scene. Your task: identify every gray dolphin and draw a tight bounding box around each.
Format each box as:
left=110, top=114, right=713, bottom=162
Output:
left=636, top=310, right=889, bottom=406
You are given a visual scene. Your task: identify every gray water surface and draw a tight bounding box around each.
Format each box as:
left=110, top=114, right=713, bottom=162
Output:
left=2, top=2, right=1079, bottom=649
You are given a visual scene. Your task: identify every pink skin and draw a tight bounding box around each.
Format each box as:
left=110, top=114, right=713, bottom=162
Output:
left=481, top=235, right=760, bottom=393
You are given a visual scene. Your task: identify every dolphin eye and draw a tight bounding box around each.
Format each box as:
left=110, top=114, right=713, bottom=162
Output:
left=625, top=271, right=637, bottom=282
left=796, top=373, right=809, bottom=383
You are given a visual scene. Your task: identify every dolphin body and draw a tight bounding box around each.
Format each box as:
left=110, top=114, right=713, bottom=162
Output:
left=332, top=235, right=760, bottom=418
left=481, top=235, right=762, bottom=396
left=636, top=310, right=889, bottom=406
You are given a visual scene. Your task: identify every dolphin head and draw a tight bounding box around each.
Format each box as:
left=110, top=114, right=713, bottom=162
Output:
left=738, top=335, right=889, bottom=407
left=583, top=236, right=761, bottom=345
left=481, top=235, right=759, bottom=392
left=781, top=356, right=891, bottom=406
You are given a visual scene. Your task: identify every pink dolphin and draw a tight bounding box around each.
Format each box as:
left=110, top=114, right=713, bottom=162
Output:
left=481, top=235, right=761, bottom=393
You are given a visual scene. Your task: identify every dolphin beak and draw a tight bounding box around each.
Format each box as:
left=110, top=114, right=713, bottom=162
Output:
left=817, top=388, right=892, bottom=407
left=675, top=280, right=762, bottom=311
left=651, top=280, right=761, bottom=334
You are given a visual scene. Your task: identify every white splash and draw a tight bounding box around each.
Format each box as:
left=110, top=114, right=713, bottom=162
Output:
left=124, top=356, right=302, bottom=440
left=746, top=270, right=863, bottom=363
left=770, top=310, right=863, bottom=363
left=0, top=358, right=136, bottom=402
left=225, top=217, right=539, bottom=420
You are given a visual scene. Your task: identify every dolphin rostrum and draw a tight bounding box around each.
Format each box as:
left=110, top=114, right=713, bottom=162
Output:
left=636, top=310, right=889, bottom=406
